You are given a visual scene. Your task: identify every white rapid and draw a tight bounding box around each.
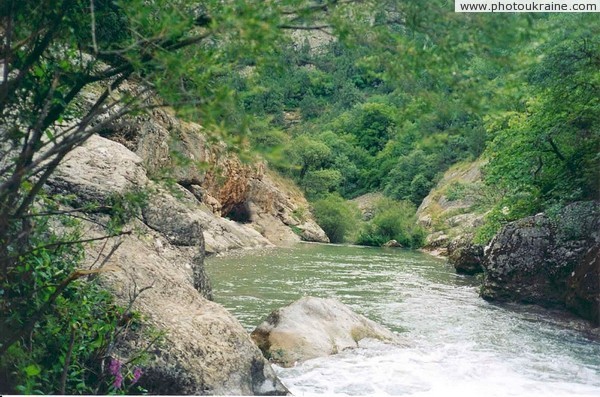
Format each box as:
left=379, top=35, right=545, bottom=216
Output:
left=206, top=243, right=600, bottom=396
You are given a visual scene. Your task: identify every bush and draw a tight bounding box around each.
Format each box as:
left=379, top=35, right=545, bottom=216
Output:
left=0, top=194, right=153, bottom=394
left=311, top=195, right=359, bottom=243
left=355, top=198, right=425, bottom=248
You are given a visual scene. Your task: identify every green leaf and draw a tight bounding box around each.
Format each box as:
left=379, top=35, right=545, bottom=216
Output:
left=24, top=364, right=41, bottom=377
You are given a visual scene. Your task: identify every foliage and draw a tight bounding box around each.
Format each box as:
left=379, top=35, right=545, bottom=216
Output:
left=356, top=198, right=425, bottom=248
left=311, top=194, right=360, bottom=243
left=1, top=0, right=346, bottom=393
left=478, top=15, right=600, bottom=242
left=0, top=193, right=153, bottom=394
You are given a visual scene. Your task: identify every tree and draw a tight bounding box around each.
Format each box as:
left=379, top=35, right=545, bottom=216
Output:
left=481, top=16, right=600, bottom=234
left=0, top=0, right=362, bottom=391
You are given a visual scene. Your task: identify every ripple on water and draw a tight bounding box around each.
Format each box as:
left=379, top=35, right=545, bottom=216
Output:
left=207, top=244, right=600, bottom=396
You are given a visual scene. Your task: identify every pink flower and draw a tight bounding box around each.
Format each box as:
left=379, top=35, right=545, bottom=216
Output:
left=113, top=372, right=124, bottom=389
left=131, top=367, right=143, bottom=385
left=109, top=358, right=123, bottom=389
left=108, top=358, right=122, bottom=376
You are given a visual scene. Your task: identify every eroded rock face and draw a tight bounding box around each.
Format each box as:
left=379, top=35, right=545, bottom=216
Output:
left=47, top=134, right=149, bottom=203
left=87, top=220, right=287, bottom=395
left=415, top=160, right=488, bottom=256
left=481, top=201, right=600, bottom=325
left=251, top=297, right=405, bottom=367
left=104, top=107, right=328, bottom=245
left=143, top=186, right=272, bottom=255
left=48, top=134, right=288, bottom=395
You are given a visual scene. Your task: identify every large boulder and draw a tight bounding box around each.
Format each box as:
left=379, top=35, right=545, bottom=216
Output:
left=481, top=201, right=600, bottom=325
left=47, top=134, right=149, bottom=203
left=251, top=297, right=404, bottom=367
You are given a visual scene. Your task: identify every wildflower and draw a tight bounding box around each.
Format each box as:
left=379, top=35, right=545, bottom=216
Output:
left=113, top=372, right=124, bottom=389
left=109, top=358, right=124, bottom=389
left=109, top=358, right=122, bottom=376
left=132, top=367, right=143, bottom=385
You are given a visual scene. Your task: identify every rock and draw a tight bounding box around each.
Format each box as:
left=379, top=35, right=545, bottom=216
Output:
left=47, top=134, right=149, bottom=203
left=251, top=297, right=404, bottom=367
left=350, top=192, right=385, bottom=221
left=142, top=186, right=273, bottom=255
left=143, top=189, right=206, bottom=247
left=566, top=244, right=600, bottom=325
left=448, top=239, right=484, bottom=275
left=86, top=220, right=287, bottom=395
left=383, top=239, right=403, bottom=248
left=425, top=232, right=449, bottom=249
left=247, top=173, right=329, bottom=244
left=416, top=159, right=489, bottom=256
left=481, top=201, right=600, bottom=325
left=104, top=106, right=329, bottom=246
left=49, top=134, right=288, bottom=394
left=297, top=220, right=329, bottom=243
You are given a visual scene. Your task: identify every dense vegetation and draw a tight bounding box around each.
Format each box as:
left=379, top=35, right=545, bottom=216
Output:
left=227, top=12, right=599, bottom=245
left=1, top=0, right=598, bottom=393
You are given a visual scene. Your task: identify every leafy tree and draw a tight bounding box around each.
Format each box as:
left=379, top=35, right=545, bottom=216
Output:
left=303, top=169, right=342, bottom=199
left=286, top=135, right=332, bottom=178
left=478, top=15, right=600, bottom=241
left=0, top=0, right=361, bottom=392
left=356, top=198, right=425, bottom=248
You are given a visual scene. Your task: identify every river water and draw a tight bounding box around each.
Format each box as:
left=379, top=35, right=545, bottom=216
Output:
left=205, top=243, right=600, bottom=396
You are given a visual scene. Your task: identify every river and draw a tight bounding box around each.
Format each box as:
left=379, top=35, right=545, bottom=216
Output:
left=205, top=243, right=600, bottom=396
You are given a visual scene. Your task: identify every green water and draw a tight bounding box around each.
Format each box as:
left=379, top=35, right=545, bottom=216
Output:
left=206, top=243, right=455, bottom=331
left=206, top=243, right=600, bottom=396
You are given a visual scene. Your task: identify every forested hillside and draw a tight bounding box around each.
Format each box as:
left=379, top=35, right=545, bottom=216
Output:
left=0, top=0, right=598, bottom=394
left=225, top=11, right=599, bottom=245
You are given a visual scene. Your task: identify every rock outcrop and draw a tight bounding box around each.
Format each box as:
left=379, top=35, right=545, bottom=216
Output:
left=103, top=106, right=328, bottom=247
left=47, top=135, right=288, bottom=395
left=351, top=192, right=385, bottom=221
left=416, top=159, right=488, bottom=258
left=481, top=201, right=600, bottom=325
left=251, top=297, right=404, bottom=367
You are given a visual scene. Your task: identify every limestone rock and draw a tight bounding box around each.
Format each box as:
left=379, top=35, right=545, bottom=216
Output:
left=416, top=159, right=488, bottom=256
left=47, top=134, right=148, bottom=202
left=247, top=173, right=329, bottom=244
left=86, top=220, right=287, bottom=395
left=104, top=106, right=328, bottom=245
left=48, top=134, right=288, bottom=394
left=481, top=201, right=600, bottom=325
left=251, top=297, right=404, bottom=367
left=142, top=186, right=272, bottom=255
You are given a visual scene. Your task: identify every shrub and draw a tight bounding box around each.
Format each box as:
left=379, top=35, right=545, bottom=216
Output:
left=0, top=194, right=154, bottom=394
left=311, top=195, right=359, bottom=243
left=356, top=198, right=425, bottom=248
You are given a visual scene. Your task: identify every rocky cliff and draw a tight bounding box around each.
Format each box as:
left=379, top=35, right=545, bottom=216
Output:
left=102, top=104, right=328, bottom=251
left=47, top=135, right=288, bottom=394
left=481, top=201, right=600, bottom=326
